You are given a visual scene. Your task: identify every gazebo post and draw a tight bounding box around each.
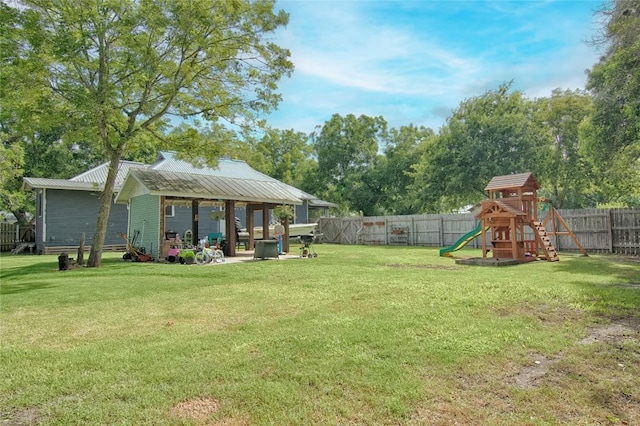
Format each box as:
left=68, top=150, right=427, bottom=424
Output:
left=262, top=204, right=270, bottom=240
left=192, top=200, right=199, bottom=243
left=282, top=215, right=290, bottom=253
left=247, top=204, right=255, bottom=250
left=225, top=200, right=236, bottom=257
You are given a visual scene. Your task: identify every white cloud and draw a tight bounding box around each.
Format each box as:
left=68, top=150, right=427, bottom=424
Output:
left=270, top=0, right=602, bottom=134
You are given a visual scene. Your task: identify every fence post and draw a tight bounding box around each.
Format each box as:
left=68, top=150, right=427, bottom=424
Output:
left=607, top=209, right=613, bottom=254
left=411, top=216, right=415, bottom=246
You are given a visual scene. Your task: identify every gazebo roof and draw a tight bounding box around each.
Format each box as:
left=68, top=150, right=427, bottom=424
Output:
left=115, top=168, right=302, bottom=205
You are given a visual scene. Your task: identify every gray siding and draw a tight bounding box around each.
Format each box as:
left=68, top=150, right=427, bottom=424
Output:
left=165, top=206, right=226, bottom=241
left=38, top=189, right=128, bottom=253
left=129, top=194, right=161, bottom=260
left=295, top=202, right=309, bottom=223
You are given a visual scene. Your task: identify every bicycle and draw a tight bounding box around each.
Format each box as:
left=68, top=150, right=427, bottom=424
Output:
left=195, top=245, right=225, bottom=264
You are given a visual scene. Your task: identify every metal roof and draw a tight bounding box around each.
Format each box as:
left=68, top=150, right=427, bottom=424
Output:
left=153, top=151, right=318, bottom=200
left=24, top=151, right=334, bottom=208
left=71, top=160, right=147, bottom=185
left=308, top=198, right=338, bottom=208
left=23, top=177, right=104, bottom=192
left=115, top=168, right=303, bottom=205
left=484, top=172, right=540, bottom=191
left=23, top=160, right=147, bottom=191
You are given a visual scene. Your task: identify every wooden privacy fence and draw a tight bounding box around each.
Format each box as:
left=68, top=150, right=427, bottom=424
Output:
left=0, top=223, right=36, bottom=252
left=317, top=208, right=640, bottom=256
left=0, top=222, right=16, bottom=252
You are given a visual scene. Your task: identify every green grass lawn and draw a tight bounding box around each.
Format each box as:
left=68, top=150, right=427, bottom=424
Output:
left=1, top=245, right=639, bottom=425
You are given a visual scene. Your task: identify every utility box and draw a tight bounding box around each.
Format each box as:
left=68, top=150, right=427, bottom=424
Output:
left=254, top=240, right=279, bottom=260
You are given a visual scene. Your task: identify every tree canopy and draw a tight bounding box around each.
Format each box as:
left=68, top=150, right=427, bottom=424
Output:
left=3, top=0, right=293, bottom=265
left=586, top=0, right=640, bottom=205
left=410, top=83, right=546, bottom=212
left=2, top=0, right=639, bottom=256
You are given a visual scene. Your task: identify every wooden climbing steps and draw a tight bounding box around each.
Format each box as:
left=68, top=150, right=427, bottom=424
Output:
left=533, top=222, right=559, bottom=262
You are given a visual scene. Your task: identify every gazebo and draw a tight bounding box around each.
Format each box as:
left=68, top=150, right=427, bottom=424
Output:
left=115, top=165, right=304, bottom=260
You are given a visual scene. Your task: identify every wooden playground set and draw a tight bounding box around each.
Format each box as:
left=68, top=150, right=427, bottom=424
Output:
left=439, top=172, right=587, bottom=264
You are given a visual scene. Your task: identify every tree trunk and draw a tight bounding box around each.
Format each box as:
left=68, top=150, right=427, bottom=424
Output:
left=11, top=209, right=32, bottom=228
left=77, top=232, right=85, bottom=267
left=87, top=149, right=123, bottom=267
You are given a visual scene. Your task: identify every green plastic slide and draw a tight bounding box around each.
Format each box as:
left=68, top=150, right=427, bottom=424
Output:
left=439, top=222, right=487, bottom=257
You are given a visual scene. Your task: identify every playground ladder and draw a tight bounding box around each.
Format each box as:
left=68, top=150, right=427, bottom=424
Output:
left=533, top=222, right=559, bottom=262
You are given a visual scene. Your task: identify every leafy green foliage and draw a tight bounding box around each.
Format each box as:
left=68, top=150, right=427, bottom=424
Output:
left=586, top=0, right=640, bottom=205
left=245, top=128, right=314, bottom=188
left=411, top=83, right=546, bottom=212
left=0, top=3, right=104, bottom=224
left=378, top=125, right=434, bottom=215
left=4, top=0, right=293, bottom=265
left=533, top=89, right=596, bottom=208
left=312, top=114, right=387, bottom=214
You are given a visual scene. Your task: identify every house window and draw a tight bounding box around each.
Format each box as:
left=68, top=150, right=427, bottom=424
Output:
left=165, top=205, right=175, bottom=217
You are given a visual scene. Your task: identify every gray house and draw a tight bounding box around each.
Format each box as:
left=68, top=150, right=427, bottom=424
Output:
left=23, top=151, right=335, bottom=255
left=23, top=161, right=145, bottom=254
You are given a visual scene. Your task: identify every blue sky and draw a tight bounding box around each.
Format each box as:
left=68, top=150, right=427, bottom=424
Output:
left=266, top=0, right=603, bottom=134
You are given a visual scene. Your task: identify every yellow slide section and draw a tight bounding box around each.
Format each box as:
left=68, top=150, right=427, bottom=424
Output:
left=439, top=223, right=488, bottom=257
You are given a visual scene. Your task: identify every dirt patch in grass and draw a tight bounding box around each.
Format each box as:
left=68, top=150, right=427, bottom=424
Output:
left=170, top=397, right=250, bottom=426
left=494, top=303, right=584, bottom=327
left=512, top=352, right=556, bottom=389
left=410, top=317, right=640, bottom=425
left=387, top=263, right=460, bottom=270
left=579, top=317, right=640, bottom=345
left=1, top=407, right=40, bottom=426
left=171, top=397, right=220, bottom=421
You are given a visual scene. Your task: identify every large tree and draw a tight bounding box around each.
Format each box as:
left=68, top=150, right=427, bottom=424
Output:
left=1, top=3, right=102, bottom=225
left=5, top=0, right=293, bottom=266
left=245, top=128, right=313, bottom=188
left=586, top=0, right=640, bottom=205
left=378, top=124, right=434, bottom=215
left=533, top=89, right=595, bottom=208
left=311, top=114, right=387, bottom=214
left=411, top=83, right=546, bottom=212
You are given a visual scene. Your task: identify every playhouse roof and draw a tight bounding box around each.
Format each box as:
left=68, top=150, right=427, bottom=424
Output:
left=484, top=172, right=540, bottom=192
left=476, top=199, right=528, bottom=219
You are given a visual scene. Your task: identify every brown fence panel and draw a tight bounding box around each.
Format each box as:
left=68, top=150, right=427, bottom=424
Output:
left=440, top=214, right=478, bottom=248
left=554, top=208, right=611, bottom=252
left=318, top=209, right=640, bottom=256
left=610, top=208, right=640, bottom=255
left=0, top=222, right=16, bottom=252
left=317, top=218, right=344, bottom=244
left=360, top=216, right=387, bottom=245
left=412, top=215, right=447, bottom=246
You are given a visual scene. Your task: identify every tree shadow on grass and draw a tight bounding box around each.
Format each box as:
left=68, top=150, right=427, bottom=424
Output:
left=554, top=254, right=640, bottom=284
left=0, top=256, right=125, bottom=294
left=0, top=259, right=59, bottom=280
left=0, top=281, right=55, bottom=295
left=553, top=255, right=640, bottom=318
